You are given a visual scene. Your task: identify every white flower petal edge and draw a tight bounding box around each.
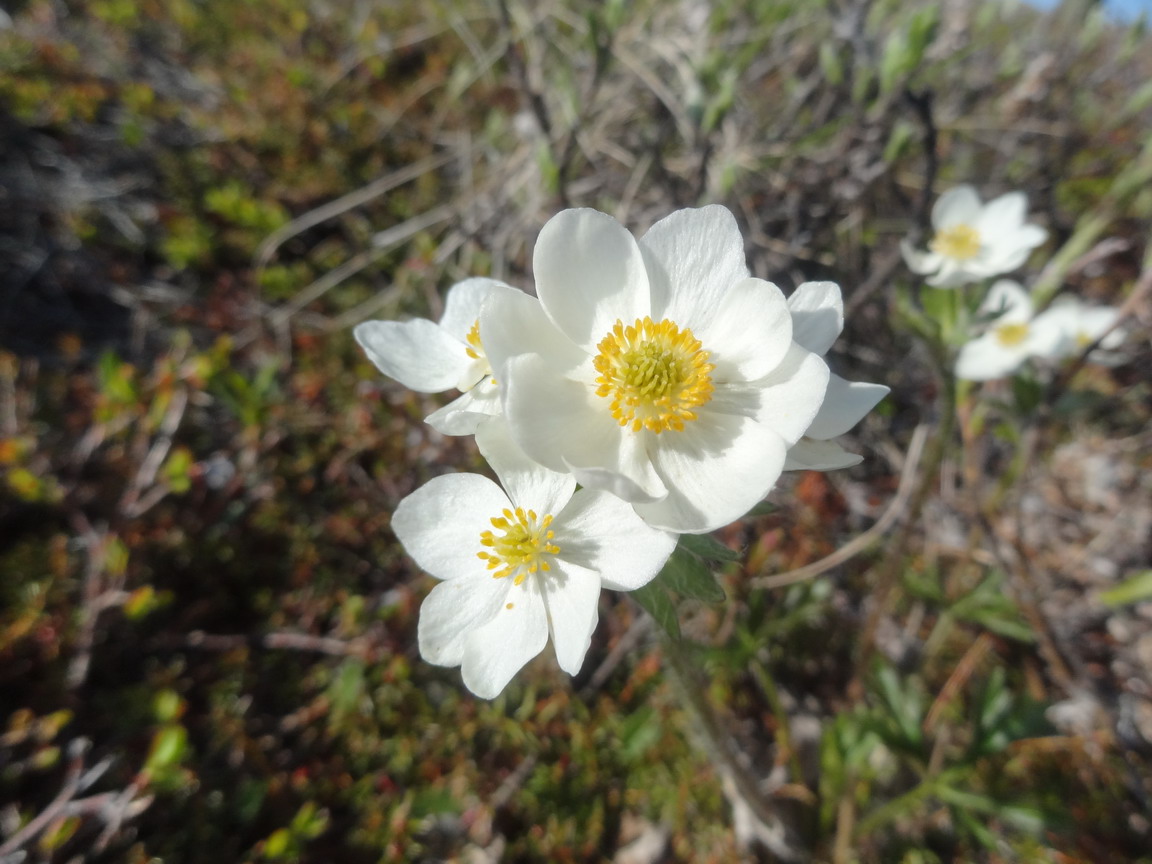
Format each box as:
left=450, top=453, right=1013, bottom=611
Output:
left=354, top=277, right=520, bottom=406
left=783, top=439, right=863, bottom=471
left=424, top=378, right=502, bottom=436
left=1034, top=299, right=1128, bottom=364
left=392, top=420, right=675, bottom=699
left=496, top=205, right=832, bottom=534
left=902, top=186, right=1047, bottom=288
left=783, top=282, right=888, bottom=472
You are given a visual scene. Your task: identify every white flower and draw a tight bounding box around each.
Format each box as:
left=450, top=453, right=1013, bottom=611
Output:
left=782, top=281, right=889, bottom=471
left=391, top=420, right=676, bottom=699
left=955, top=280, right=1065, bottom=381
left=482, top=206, right=830, bottom=534
left=901, top=186, right=1048, bottom=288
left=353, top=278, right=518, bottom=435
left=1035, top=298, right=1128, bottom=365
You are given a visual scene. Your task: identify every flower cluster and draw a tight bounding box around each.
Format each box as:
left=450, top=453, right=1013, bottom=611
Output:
left=358, top=206, right=886, bottom=697
left=901, top=185, right=1129, bottom=381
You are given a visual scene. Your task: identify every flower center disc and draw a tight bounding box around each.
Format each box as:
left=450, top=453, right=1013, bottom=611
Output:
left=995, top=322, right=1029, bottom=348
left=593, top=316, right=715, bottom=434
left=931, top=224, right=982, bottom=260
left=477, top=507, right=559, bottom=585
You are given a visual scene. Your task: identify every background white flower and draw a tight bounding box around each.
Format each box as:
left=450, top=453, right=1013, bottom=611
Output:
left=955, top=280, right=1065, bottom=381
left=1037, top=298, right=1128, bottom=364
left=901, top=185, right=1048, bottom=288
left=391, top=420, right=676, bottom=699
left=783, top=281, right=889, bottom=471
left=482, top=206, right=830, bottom=534
left=354, top=277, right=518, bottom=434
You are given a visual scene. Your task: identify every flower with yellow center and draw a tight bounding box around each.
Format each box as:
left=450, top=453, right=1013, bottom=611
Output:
left=955, top=280, right=1066, bottom=381
left=481, top=205, right=830, bottom=534
left=354, top=277, right=518, bottom=435
left=1033, top=298, right=1128, bottom=366
left=391, top=420, right=676, bottom=699
left=901, top=185, right=1048, bottom=288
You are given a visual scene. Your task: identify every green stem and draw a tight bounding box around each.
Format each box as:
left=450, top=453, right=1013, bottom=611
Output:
left=660, top=633, right=805, bottom=860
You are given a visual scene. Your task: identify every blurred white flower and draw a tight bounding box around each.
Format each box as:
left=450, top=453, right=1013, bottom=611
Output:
left=483, top=206, right=829, bottom=534
left=782, top=281, right=889, bottom=471
left=391, top=421, right=676, bottom=699
left=901, top=186, right=1048, bottom=288
left=1037, top=298, right=1128, bottom=365
left=353, top=277, right=518, bottom=435
left=955, top=280, right=1065, bottom=381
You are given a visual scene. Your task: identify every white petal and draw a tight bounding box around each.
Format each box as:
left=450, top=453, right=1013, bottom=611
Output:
left=980, top=280, right=1032, bottom=323
left=932, top=185, right=982, bottom=229
left=925, top=257, right=972, bottom=288
left=439, top=277, right=520, bottom=342
left=745, top=344, right=831, bottom=446
left=424, top=378, right=502, bottom=436
left=1026, top=310, right=1072, bottom=359
left=392, top=473, right=510, bottom=580
left=501, top=354, right=667, bottom=502
left=974, top=191, right=1027, bottom=237
left=479, top=289, right=587, bottom=380
left=699, top=277, right=793, bottom=383
left=805, top=374, right=889, bottom=440
left=354, top=319, right=467, bottom=393
left=641, top=204, right=749, bottom=333
left=460, top=584, right=549, bottom=698
left=954, top=335, right=1026, bottom=381
left=417, top=576, right=509, bottom=668
left=787, top=281, right=843, bottom=356
left=533, top=209, right=650, bottom=352
left=476, top=418, right=575, bottom=516
left=540, top=562, right=602, bottom=676
left=637, top=412, right=788, bottom=533
left=971, top=242, right=1034, bottom=278
left=554, top=489, right=677, bottom=591
left=783, top=438, right=863, bottom=471
left=900, top=239, right=944, bottom=276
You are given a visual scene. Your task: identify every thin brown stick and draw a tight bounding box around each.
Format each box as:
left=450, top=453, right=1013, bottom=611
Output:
left=253, top=153, right=454, bottom=270
left=752, top=423, right=929, bottom=590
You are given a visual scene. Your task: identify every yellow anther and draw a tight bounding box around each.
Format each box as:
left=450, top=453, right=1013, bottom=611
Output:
left=476, top=509, right=560, bottom=585
left=592, top=316, right=714, bottom=434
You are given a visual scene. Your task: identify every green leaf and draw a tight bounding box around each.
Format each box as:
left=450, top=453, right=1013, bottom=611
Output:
left=659, top=548, right=725, bottom=603
left=632, top=582, right=680, bottom=639
left=144, top=724, right=188, bottom=774
left=1099, top=570, right=1152, bottom=607
left=742, top=500, right=777, bottom=518
left=677, top=533, right=739, bottom=563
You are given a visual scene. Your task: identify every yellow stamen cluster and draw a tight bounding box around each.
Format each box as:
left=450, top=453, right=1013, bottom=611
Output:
left=477, top=507, right=559, bottom=585
left=593, top=317, right=715, bottom=434
left=465, top=319, right=484, bottom=360
left=931, top=224, right=982, bottom=261
left=994, top=322, right=1030, bottom=348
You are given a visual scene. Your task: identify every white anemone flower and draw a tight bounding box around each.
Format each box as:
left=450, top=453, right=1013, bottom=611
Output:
left=481, top=205, right=830, bottom=534
left=782, top=281, right=889, bottom=471
left=354, top=277, right=519, bottom=435
left=1035, top=298, right=1128, bottom=365
left=901, top=186, right=1048, bottom=288
left=955, top=280, right=1065, bottom=381
left=391, top=420, right=676, bottom=699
